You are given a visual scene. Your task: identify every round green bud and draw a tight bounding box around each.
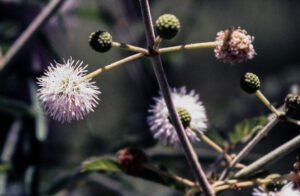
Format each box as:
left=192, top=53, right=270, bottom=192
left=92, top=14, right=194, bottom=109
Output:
left=265, top=174, right=285, bottom=192
left=240, top=72, right=261, bottom=94
left=168, top=107, right=191, bottom=129
left=154, top=14, right=180, bottom=40
left=89, top=31, right=112, bottom=52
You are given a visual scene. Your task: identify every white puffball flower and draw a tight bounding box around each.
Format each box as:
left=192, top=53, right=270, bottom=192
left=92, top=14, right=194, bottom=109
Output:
left=252, top=182, right=300, bottom=196
left=147, top=87, right=207, bottom=148
left=37, top=57, right=100, bottom=123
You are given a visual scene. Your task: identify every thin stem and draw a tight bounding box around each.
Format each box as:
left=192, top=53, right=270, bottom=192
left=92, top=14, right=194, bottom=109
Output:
left=143, top=164, right=197, bottom=187
left=139, top=1, right=215, bottom=195
left=84, top=53, right=144, bottom=80
left=234, top=134, right=300, bottom=178
left=286, top=117, right=300, bottom=127
left=111, top=42, right=149, bottom=54
left=158, top=42, right=218, bottom=54
left=213, top=178, right=270, bottom=193
left=0, top=0, right=66, bottom=70
left=218, top=117, right=279, bottom=181
left=256, top=90, right=281, bottom=117
left=190, top=127, right=232, bottom=164
left=153, top=36, right=162, bottom=50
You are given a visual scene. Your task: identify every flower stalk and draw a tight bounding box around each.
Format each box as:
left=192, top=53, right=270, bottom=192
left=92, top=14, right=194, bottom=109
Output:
left=158, top=42, right=218, bottom=54
left=213, top=178, right=272, bottom=193
left=111, top=42, right=149, bottom=54
left=256, top=90, right=281, bottom=117
left=190, top=126, right=232, bottom=164
left=84, top=53, right=145, bottom=80
left=152, top=36, right=162, bottom=50
left=139, top=0, right=215, bottom=195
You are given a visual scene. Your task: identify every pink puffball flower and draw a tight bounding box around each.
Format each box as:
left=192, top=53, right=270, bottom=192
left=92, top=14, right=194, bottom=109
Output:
left=147, top=87, right=208, bottom=148
left=214, top=27, right=256, bottom=64
left=37, top=57, right=100, bottom=123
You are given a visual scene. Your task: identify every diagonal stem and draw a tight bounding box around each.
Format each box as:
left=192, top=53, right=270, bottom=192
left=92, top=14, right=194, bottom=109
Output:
left=234, top=134, right=300, bottom=178
left=0, top=0, right=66, bottom=70
left=84, top=53, right=144, bottom=80
left=218, top=116, right=279, bottom=181
left=138, top=1, right=215, bottom=195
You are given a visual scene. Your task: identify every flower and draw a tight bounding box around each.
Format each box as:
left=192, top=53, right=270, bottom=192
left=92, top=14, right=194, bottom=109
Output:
left=37, top=57, right=100, bottom=123
left=118, top=147, right=147, bottom=175
left=214, top=27, right=256, bottom=64
left=253, top=182, right=300, bottom=196
left=147, top=87, right=207, bottom=148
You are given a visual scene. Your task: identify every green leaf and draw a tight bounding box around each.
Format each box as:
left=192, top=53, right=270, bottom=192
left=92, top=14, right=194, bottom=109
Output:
left=229, top=116, right=268, bottom=145
left=81, top=157, right=122, bottom=173
left=47, top=156, right=191, bottom=194
left=45, top=169, right=89, bottom=195
left=82, top=157, right=188, bottom=191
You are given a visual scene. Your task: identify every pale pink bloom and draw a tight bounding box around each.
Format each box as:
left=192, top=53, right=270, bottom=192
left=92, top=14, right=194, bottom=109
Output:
left=252, top=182, right=300, bottom=196
left=214, top=27, right=256, bottom=64
left=147, top=87, right=207, bottom=148
left=37, top=57, right=100, bottom=123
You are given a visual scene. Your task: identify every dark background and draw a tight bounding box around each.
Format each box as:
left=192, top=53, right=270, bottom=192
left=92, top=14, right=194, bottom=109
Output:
left=0, top=0, right=299, bottom=195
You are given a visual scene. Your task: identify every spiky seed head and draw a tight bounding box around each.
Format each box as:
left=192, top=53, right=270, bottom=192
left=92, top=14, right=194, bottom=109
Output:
left=89, top=30, right=112, bottom=52
left=154, top=14, right=180, bottom=40
left=240, top=72, right=260, bottom=94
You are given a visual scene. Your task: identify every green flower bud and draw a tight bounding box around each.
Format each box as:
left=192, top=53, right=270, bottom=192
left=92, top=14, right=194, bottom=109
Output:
left=89, top=31, right=112, bottom=52
left=155, top=14, right=180, bottom=40
left=240, top=72, right=261, bottom=94
left=168, top=107, right=191, bottom=129
left=265, top=174, right=285, bottom=192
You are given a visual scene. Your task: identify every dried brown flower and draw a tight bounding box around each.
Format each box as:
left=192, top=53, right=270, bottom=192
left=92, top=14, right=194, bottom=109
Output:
left=214, top=27, right=256, bottom=64
left=118, top=147, right=147, bottom=175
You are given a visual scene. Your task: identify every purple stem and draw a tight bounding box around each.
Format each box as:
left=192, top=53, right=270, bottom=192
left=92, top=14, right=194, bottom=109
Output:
left=138, top=1, right=215, bottom=195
